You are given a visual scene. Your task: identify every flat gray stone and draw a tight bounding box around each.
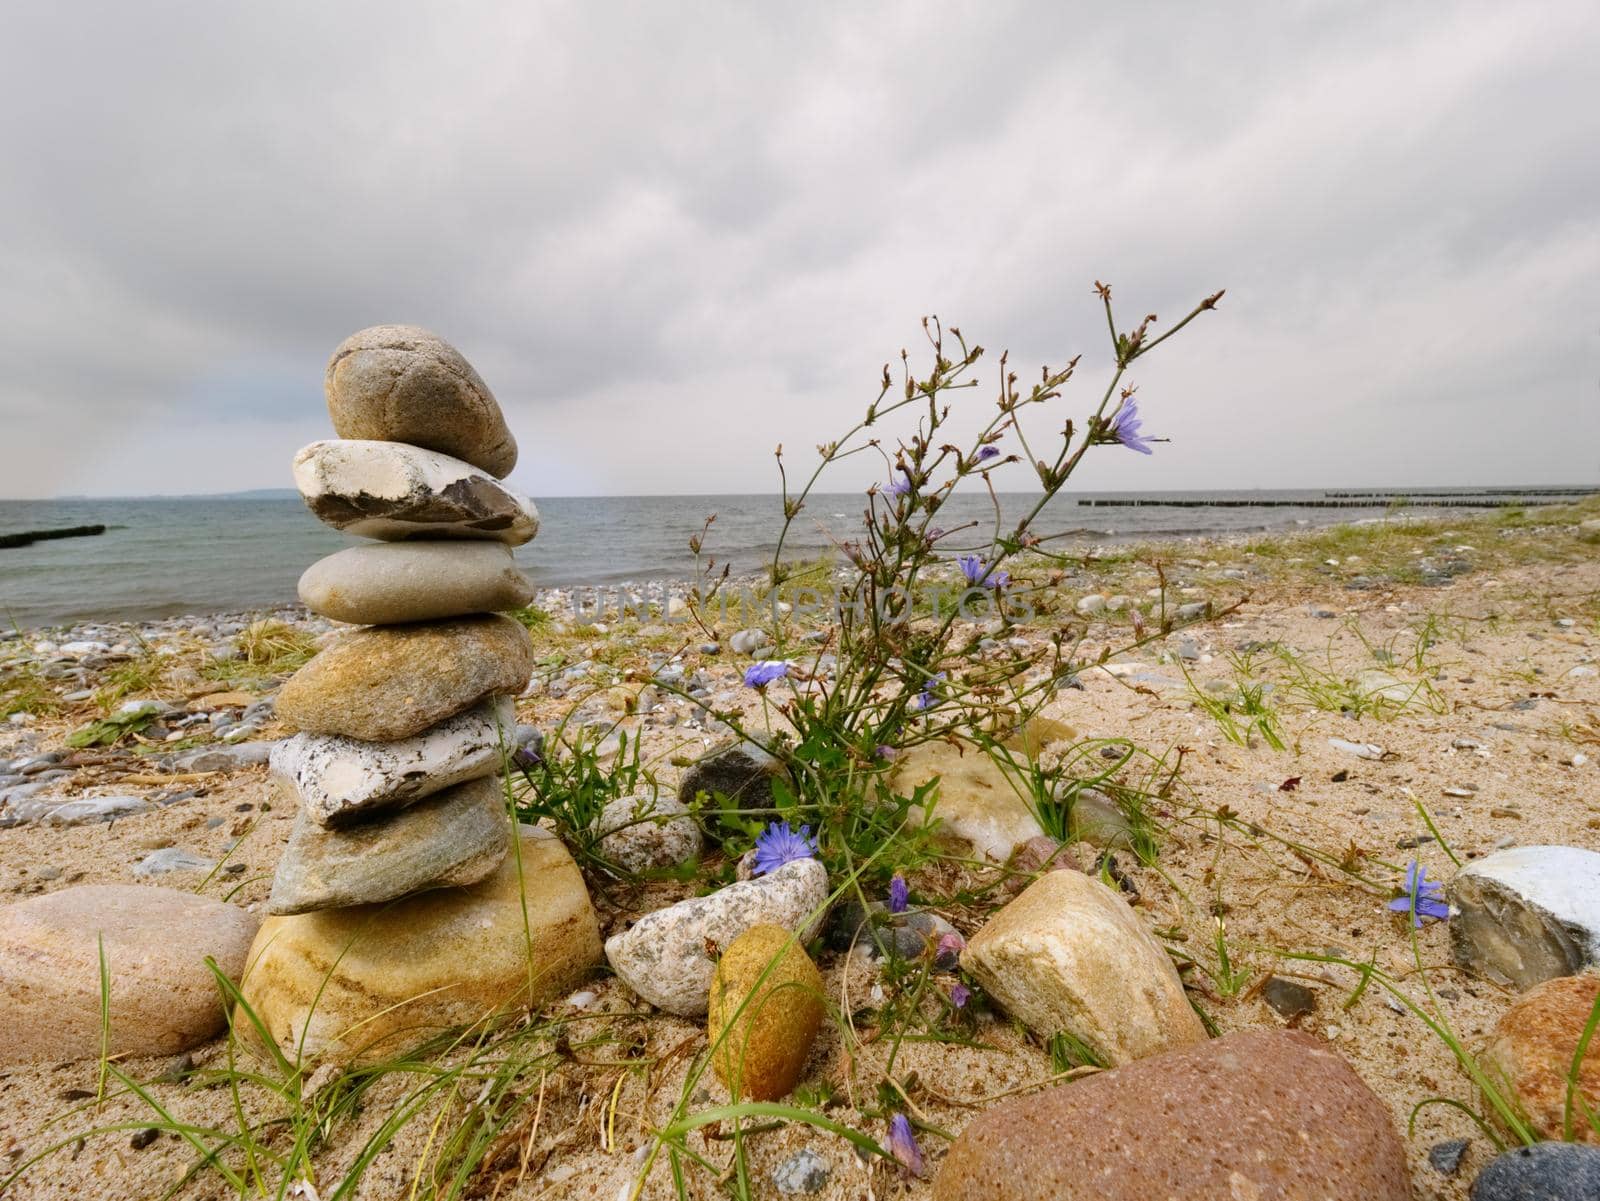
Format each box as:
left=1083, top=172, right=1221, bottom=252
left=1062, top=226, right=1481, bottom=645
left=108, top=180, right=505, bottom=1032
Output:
left=1471, top=1143, right=1600, bottom=1201
left=169, top=742, right=279, bottom=773
left=298, top=541, right=534, bottom=624
left=603, top=857, right=828, bottom=1016
left=267, top=775, right=509, bottom=914
left=293, top=440, right=538, bottom=544
left=269, top=697, right=513, bottom=826
left=8, top=794, right=152, bottom=825
left=133, top=848, right=217, bottom=877
left=1449, top=845, right=1600, bottom=989
left=325, top=324, right=517, bottom=477
left=593, top=792, right=702, bottom=873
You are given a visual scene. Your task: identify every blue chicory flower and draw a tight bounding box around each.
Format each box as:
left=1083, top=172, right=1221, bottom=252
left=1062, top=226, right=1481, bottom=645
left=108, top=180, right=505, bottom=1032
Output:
left=1386, top=859, right=1450, bottom=927
left=975, top=445, right=1000, bottom=463
left=910, top=672, right=946, bottom=712
left=957, top=555, right=1007, bottom=589
left=950, top=982, right=971, bottom=1009
left=752, top=820, right=819, bottom=875
left=743, top=660, right=789, bottom=689
left=874, top=744, right=898, bottom=761
left=888, top=874, right=909, bottom=914
left=1108, top=398, right=1154, bottom=455
left=889, top=470, right=913, bottom=497
left=888, top=1114, right=923, bottom=1177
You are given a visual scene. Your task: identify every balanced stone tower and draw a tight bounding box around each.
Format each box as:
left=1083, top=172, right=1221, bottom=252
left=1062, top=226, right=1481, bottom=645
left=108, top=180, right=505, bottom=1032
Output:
left=239, top=326, right=601, bottom=1063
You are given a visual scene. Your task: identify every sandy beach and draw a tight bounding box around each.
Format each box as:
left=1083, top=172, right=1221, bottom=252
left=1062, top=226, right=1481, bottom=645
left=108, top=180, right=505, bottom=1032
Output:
left=2, top=502, right=1598, bottom=1200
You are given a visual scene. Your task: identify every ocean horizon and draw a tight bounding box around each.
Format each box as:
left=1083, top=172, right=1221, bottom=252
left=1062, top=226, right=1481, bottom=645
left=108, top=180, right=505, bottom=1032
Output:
left=1, top=486, right=1590, bottom=628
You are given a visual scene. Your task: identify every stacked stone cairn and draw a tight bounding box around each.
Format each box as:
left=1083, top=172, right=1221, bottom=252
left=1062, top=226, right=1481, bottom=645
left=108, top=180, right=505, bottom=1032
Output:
left=239, top=326, right=601, bottom=1063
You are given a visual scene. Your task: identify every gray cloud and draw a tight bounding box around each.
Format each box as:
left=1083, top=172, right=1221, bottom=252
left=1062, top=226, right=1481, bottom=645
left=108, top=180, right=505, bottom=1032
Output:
left=1, top=0, right=1596, bottom=499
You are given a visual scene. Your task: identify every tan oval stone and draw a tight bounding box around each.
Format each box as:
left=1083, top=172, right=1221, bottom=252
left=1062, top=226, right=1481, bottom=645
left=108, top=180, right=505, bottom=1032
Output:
left=0, top=885, right=259, bottom=1064
left=276, top=614, right=533, bottom=742
left=239, top=826, right=601, bottom=1063
left=299, top=541, right=534, bottom=625
left=1482, top=975, right=1600, bottom=1143
left=959, top=869, right=1205, bottom=1065
left=708, top=923, right=824, bottom=1101
left=933, top=1029, right=1410, bottom=1201
left=326, top=325, right=517, bottom=478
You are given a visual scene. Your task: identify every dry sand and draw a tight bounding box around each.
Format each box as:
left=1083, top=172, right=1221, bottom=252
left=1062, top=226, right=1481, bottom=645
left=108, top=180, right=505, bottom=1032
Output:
left=2, top=513, right=1597, bottom=1200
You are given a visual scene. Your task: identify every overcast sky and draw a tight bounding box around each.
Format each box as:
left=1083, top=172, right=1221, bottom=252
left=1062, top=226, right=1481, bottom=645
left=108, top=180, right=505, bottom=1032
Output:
left=2, top=1, right=1596, bottom=500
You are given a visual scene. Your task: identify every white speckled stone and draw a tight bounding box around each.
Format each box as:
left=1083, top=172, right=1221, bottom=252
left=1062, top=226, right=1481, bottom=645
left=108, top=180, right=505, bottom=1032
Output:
left=292, top=440, right=539, bottom=544
left=594, top=792, right=703, bottom=873
left=269, top=697, right=513, bottom=826
left=604, top=858, right=828, bottom=1016
left=1449, top=845, right=1600, bottom=989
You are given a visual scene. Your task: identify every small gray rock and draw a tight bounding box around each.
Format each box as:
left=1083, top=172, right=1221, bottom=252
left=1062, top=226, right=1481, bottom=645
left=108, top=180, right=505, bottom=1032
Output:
left=771, top=1147, right=831, bottom=1194
left=1429, top=1139, right=1470, bottom=1176
left=603, top=858, right=828, bottom=1016
left=1449, top=845, right=1600, bottom=989
left=8, top=794, right=152, bottom=825
left=169, top=742, right=279, bottom=773
left=133, top=848, right=217, bottom=877
left=1260, top=976, right=1317, bottom=1020
left=1470, top=1142, right=1600, bottom=1200
left=728, top=629, right=773, bottom=655
left=267, top=775, right=509, bottom=914
left=593, top=792, right=702, bottom=873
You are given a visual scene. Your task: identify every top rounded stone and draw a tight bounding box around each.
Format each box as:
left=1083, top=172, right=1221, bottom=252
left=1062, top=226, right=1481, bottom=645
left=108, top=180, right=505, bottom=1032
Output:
left=326, top=325, right=517, bottom=478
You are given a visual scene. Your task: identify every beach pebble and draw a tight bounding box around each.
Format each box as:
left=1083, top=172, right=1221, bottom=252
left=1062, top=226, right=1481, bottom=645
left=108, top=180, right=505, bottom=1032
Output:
left=1429, top=1139, right=1470, bottom=1176
left=708, top=924, right=824, bottom=1101
left=1329, top=737, right=1387, bottom=760
left=293, top=439, right=538, bottom=544
left=1075, top=594, right=1106, bottom=616
left=1480, top=976, right=1600, bottom=1142
left=1449, top=845, right=1600, bottom=989
left=276, top=615, right=532, bottom=742
left=593, top=792, right=702, bottom=873
left=167, top=741, right=279, bottom=773
left=133, top=848, right=217, bottom=877
left=7, top=793, right=152, bottom=825
left=271, top=697, right=512, bottom=826
left=240, top=827, right=599, bottom=1063
left=299, top=541, right=535, bottom=625
left=1470, top=1143, right=1600, bottom=1200
left=1260, top=975, right=1317, bottom=1019
left=325, top=324, right=517, bottom=477
left=771, top=1148, right=831, bottom=1194
left=933, top=1029, right=1410, bottom=1201
left=960, top=870, right=1205, bottom=1064
left=604, top=858, right=828, bottom=1016
left=728, top=628, right=773, bottom=655
left=268, top=775, right=509, bottom=914
left=0, top=884, right=258, bottom=1064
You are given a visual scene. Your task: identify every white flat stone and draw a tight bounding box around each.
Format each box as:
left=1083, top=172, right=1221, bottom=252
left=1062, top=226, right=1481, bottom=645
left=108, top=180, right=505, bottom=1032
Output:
left=269, top=697, right=513, bottom=826
left=604, top=858, right=828, bottom=1016
left=292, top=439, right=539, bottom=544
left=1449, top=845, right=1600, bottom=989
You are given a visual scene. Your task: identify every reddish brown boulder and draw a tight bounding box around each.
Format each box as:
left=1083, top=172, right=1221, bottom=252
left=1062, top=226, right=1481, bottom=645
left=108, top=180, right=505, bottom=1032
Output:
left=1481, top=975, right=1600, bottom=1143
left=933, top=1028, right=1409, bottom=1201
